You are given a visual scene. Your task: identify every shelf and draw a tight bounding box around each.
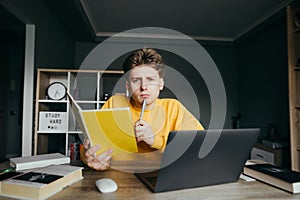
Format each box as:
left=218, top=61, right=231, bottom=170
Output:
left=36, top=131, right=84, bottom=136
left=68, top=131, right=83, bottom=134
left=37, top=131, right=66, bottom=134
left=34, top=68, right=124, bottom=157
left=73, top=100, right=98, bottom=104
left=38, top=100, right=68, bottom=103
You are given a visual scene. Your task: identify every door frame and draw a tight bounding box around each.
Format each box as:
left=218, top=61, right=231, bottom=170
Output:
left=22, top=24, right=35, bottom=156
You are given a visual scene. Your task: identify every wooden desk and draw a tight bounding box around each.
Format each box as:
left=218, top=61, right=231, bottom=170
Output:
left=0, top=162, right=299, bottom=200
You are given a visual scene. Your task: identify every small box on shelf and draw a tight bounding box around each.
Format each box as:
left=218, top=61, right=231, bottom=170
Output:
left=251, top=143, right=289, bottom=168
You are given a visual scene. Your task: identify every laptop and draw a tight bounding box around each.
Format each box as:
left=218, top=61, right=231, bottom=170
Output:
left=135, top=128, right=260, bottom=192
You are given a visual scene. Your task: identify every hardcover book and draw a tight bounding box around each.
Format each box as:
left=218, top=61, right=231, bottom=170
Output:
left=0, top=165, right=83, bottom=200
left=243, top=163, right=300, bottom=194
left=9, top=153, right=70, bottom=171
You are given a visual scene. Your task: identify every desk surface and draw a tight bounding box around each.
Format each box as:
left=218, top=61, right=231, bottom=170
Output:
left=0, top=162, right=299, bottom=200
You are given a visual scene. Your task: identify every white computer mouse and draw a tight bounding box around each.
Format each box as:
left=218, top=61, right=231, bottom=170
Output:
left=95, top=178, right=118, bottom=193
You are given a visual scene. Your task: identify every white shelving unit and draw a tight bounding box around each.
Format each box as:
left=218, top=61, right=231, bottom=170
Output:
left=33, top=68, right=124, bottom=157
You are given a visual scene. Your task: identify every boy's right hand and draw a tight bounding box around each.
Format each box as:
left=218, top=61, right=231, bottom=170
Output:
left=83, top=139, right=113, bottom=171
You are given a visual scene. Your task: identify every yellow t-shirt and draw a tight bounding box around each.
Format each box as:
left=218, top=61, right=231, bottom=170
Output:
left=102, top=95, right=204, bottom=152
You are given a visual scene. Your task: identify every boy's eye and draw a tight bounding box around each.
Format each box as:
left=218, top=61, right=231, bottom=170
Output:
left=147, top=77, right=156, bottom=82
left=132, top=79, right=140, bottom=84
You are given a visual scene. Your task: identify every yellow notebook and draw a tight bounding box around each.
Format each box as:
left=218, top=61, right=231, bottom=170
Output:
left=68, top=93, right=138, bottom=155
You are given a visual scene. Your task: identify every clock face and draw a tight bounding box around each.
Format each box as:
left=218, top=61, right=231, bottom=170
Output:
left=46, top=82, right=67, bottom=100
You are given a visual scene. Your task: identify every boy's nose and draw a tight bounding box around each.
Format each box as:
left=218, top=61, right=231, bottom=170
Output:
left=140, top=80, right=148, bottom=90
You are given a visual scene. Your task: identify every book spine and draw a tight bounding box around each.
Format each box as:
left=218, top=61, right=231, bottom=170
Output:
left=70, top=143, right=75, bottom=161
left=69, top=143, right=83, bottom=161
left=79, top=143, right=83, bottom=161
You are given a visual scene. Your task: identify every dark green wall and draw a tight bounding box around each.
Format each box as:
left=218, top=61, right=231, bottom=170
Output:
left=237, top=17, right=289, bottom=141
left=204, top=45, right=239, bottom=129
left=10, top=0, right=75, bottom=68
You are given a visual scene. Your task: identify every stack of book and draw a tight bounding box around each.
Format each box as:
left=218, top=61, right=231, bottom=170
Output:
left=0, top=153, right=83, bottom=200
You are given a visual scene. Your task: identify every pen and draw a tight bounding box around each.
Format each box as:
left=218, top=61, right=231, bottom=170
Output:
left=139, top=100, right=147, bottom=120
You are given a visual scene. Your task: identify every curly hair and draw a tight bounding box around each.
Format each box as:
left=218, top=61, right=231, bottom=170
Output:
left=122, top=48, right=165, bottom=78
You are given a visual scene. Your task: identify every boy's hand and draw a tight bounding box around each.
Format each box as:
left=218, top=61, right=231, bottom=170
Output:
left=83, top=139, right=113, bottom=171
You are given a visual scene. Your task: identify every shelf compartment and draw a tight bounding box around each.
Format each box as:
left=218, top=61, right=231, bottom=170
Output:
left=38, top=70, right=68, bottom=100
left=38, top=102, right=67, bottom=112
left=69, top=72, right=98, bottom=101
left=37, top=134, right=66, bottom=155
left=99, top=73, right=126, bottom=101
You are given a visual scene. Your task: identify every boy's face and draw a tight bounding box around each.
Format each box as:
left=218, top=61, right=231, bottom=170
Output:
left=126, top=65, right=164, bottom=108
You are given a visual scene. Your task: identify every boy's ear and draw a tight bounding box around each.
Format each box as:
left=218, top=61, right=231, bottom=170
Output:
left=125, top=81, right=130, bottom=97
left=159, top=78, right=164, bottom=90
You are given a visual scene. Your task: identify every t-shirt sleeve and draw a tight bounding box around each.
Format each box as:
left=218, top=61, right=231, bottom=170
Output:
left=151, top=99, right=204, bottom=150
left=151, top=135, right=165, bottom=150
left=174, top=102, right=204, bottom=130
